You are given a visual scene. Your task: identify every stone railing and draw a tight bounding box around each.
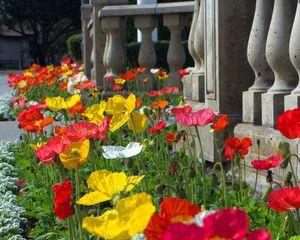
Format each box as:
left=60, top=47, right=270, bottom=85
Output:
left=81, top=0, right=198, bottom=91
left=243, top=0, right=299, bottom=127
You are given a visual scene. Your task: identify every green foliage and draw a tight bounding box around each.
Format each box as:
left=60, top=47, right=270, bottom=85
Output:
left=67, top=34, right=82, bottom=61
left=127, top=40, right=194, bottom=69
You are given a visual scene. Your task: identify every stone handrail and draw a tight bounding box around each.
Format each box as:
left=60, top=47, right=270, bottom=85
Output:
left=81, top=1, right=204, bottom=92
left=243, top=0, right=300, bottom=128
left=100, top=1, right=194, bottom=91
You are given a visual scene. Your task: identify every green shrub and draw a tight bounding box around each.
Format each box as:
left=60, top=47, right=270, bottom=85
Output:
left=67, top=34, right=82, bottom=61
left=127, top=40, right=194, bottom=70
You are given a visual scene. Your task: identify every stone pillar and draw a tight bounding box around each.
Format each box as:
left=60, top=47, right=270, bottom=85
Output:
left=262, top=0, right=297, bottom=127
left=204, top=0, right=255, bottom=116
left=183, top=0, right=200, bottom=100
left=81, top=4, right=93, bottom=78
left=90, top=0, right=128, bottom=88
left=285, top=0, right=300, bottom=110
left=243, top=0, right=274, bottom=124
left=192, top=0, right=205, bottom=102
left=134, top=15, right=158, bottom=91
left=163, top=14, right=188, bottom=87
left=102, top=16, right=127, bottom=88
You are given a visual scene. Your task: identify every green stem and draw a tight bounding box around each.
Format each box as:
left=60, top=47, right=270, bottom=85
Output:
left=253, top=169, right=258, bottom=195
left=212, top=162, right=227, bottom=207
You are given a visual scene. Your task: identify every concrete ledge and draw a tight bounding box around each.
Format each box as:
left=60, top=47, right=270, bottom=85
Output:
left=99, top=2, right=194, bottom=18
left=234, top=123, right=300, bottom=186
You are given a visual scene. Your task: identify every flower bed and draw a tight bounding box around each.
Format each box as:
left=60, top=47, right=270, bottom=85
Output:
left=3, top=59, right=300, bottom=239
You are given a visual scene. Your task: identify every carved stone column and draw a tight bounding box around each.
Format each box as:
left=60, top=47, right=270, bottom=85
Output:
left=243, top=0, right=274, bottom=124
left=285, top=0, right=300, bottom=110
left=90, top=0, right=128, bottom=88
left=262, top=0, right=297, bottom=127
left=81, top=4, right=93, bottom=78
left=184, top=0, right=200, bottom=100
left=192, top=0, right=205, bottom=102
left=134, top=15, right=158, bottom=91
left=163, top=14, right=188, bottom=87
left=102, top=16, right=127, bottom=90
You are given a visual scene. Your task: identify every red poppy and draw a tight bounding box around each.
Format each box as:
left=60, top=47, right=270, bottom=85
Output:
left=65, top=119, right=109, bottom=142
left=267, top=186, right=300, bottom=211
left=104, top=75, right=115, bottom=83
left=213, top=114, right=229, bottom=131
left=162, top=223, right=203, bottom=240
left=174, top=108, right=216, bottom=127
left=247, top=230, right=271, bottom=240
left=112, top=83, right=124, bottom=91
left=146, top=90, right=164, bottom=97
left=148, top=121, right=167, bottom=134
left=35, top=135, right=71, bottom=163
left=133, top=67, right=146, bottom=73
left=171, top=106, right=192, bottom=115
left=60, top=58, right=71, bottom=66
left=59, top=80, right=68, bottom=91
left=150, top=100, right=169, bottom=110
left=136, top=98, right=143, bottom=108
left=251, top=155, right=283, bottom=171
left=119, top=70, right=136, bottom=81
left=177, top=69, right=190, bottom=79
left=75, top=80, right=96, bottom=90
left=144, top=197, right=201, bottom=240
left=68, top=101, right=85, bottom=118
left=276, top=108, right=300, bottom=139
left=166, top=132, right=177, bottom=143
left=162, top=86, right=180, bottom=94
left=224, top=137, right=252, bottom=161
left=52, top=179, right=73, bottom=220
left=18, top=106, right=54, bottom=133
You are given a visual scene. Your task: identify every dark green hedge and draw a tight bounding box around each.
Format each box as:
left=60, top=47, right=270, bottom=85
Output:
left=127, top=40, right=194, bottom=70
left=67, top=34, right=82, bottom=61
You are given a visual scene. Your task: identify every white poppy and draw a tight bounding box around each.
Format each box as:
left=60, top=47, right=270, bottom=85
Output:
left=150, top=68, right=159, bottom=74
left=67, top=73, right=88, bottom=94
left=102, top=142, right=143, bottom=159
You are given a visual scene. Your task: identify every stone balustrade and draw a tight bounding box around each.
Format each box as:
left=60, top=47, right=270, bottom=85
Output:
left=243, top=0, right=299, bottom=127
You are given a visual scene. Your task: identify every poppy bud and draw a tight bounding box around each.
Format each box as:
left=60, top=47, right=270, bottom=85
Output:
left=126, top=158, right=134, bottom=169
left=188, top=166, right=196, bottom=178
left=155, top=184, right=166, bottom=194
left=277, top=142, right=291, bottom=163
left=280, top=157, right=290, bottom=169
left=211, top=173, right=219, bottom=187
left=266, top=170, right=273, bottom=183
left=284, top=172, right=293, bottom=187
left=169, top=161, right=180, bottom=176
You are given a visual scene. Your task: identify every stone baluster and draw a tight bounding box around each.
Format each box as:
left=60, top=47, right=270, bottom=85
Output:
left=90, top=0, right=128, bottom=89
left=163, top=14, right=188, bottom=87
left=102, top=16, right=127, bottom=86
left=262, top=0, right=297, bottom=127
left=134, top=15, right=158, bottom=91
left=243, top=0, right=274, bottom=124
left=192, top=0, right=205, bottom=102
left=184, top=0, right=200, bottom=99
left=285, top=0, right=300, bottom=110
left=81, top=4, right=93, bottom=78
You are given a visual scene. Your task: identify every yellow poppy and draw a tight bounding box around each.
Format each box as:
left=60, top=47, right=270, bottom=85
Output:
left=45, top=94, right=81, bottom=112
left=127, top=113, right=148, bottom=133
left=82, top=193, right=155, bottom=239
left=29, top=142, right=47, bottom=151
left=76, top=170, right=144, bottom=206
left=105, top=94, right=136, bottom=132
left=82, top=101, right=106, bottom=124
left=59, top=139, right=90, bottom=169
left=114, top=78, right=126, bottom=85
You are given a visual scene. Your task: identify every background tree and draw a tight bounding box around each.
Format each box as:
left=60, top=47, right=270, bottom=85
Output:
left=0, top=0, right=81, bottom=65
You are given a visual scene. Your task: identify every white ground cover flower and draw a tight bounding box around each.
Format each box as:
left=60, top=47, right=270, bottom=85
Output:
left=102, top=142, right=143, bottom=159
left=0, top=141, right=26, bottom=239
left=0, top=93, right=14, bottom=120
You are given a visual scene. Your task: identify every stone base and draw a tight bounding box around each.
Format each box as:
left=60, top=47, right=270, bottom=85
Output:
left=261, top=92, right=286, bottom=128
left=234, top=123, right=300, bottom=189
left=243, top=90, right=264, bottom=124
left=164, top=71, right=181, bottom=88
left=284, top=94, right=300, bottom=110
left=183, top=74, right=192, bottom=100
